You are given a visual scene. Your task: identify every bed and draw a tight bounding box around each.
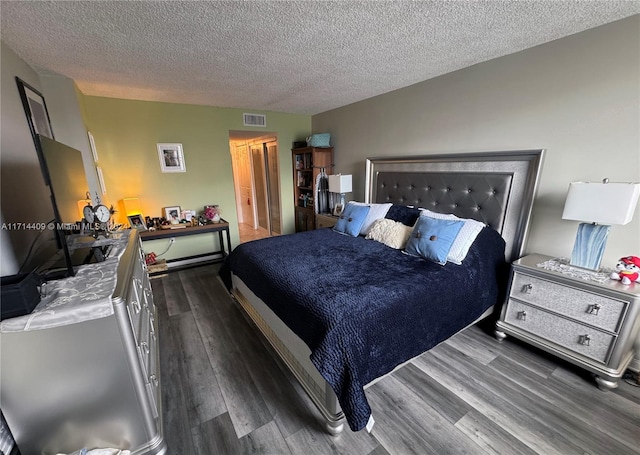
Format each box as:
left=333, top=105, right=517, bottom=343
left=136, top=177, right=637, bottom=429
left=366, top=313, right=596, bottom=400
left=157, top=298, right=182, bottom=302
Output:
left=220, top=150, right=544, bottom=434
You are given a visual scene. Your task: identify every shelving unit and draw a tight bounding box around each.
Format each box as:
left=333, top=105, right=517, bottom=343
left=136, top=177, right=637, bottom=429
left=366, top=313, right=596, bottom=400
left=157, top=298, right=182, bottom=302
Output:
left=292, top=146, right=334, bottom=232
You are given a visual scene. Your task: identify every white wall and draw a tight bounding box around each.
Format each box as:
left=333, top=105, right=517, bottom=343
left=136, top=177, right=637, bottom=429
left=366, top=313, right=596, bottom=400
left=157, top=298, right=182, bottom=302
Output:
left=0, top=42, right=53, bottom=276
left=40, top=74, right=100, bottom=201
left=313, top=16, right=640, bottom=267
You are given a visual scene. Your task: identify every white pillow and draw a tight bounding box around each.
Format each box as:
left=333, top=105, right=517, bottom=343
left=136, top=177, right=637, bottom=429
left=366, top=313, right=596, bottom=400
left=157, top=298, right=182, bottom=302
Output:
left=420, top=209, right=485, bottom=264
left=350, top=202, right=393, bottom=235
left=365, top=218, right=413, bottom=249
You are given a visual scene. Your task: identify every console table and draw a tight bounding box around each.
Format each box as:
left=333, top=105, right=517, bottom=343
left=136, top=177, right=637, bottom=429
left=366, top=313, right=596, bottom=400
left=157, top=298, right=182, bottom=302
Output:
left=139, top=220, right=232, bottom=270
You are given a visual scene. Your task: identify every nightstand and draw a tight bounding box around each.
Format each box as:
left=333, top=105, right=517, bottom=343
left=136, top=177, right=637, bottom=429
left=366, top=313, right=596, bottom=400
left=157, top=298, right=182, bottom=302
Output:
left=316, top=213, right=339, bottom=229
left=495, top=254, right=640, bottom=390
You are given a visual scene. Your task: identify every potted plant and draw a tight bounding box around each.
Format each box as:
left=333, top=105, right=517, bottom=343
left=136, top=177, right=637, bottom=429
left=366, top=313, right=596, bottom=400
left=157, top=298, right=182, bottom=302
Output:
left=204, top=205, right=221, bottom=223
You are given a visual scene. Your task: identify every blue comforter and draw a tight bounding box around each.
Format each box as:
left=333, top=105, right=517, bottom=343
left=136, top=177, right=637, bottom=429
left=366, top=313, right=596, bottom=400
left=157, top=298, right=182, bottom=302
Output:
left=219, top=227, right=506, bottom=431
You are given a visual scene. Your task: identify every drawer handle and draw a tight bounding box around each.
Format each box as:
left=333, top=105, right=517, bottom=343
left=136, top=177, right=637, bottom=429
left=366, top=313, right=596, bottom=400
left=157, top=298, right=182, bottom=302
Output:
left=140, top=341, right=150, bottom=355
left=587, top=304, right=601, bottom=315
left=579, top=334, right=591, bottom=346
left=521, top=284, right=533, bottom=294
left=517, top=310, right=527, bottom=321
left=149, top=374, right=159, bottom=387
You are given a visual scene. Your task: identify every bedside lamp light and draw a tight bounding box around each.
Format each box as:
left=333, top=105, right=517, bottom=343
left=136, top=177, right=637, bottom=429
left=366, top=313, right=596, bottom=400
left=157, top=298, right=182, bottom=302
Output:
left=122, top=197, right=142, bottom=216
left=562, top=179, right=640, bottom=270
left=328, top=174, right=352, bottom=207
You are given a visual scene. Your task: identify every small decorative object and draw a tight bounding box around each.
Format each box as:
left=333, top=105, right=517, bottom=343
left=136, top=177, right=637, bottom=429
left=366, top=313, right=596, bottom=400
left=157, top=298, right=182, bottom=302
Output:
left=145, top=252, right=157, bottom=265
left=163, top=206, right=181, bottom=222
left=128, top=214, right=146, bottom=230
left=610, top=256, right=640, bottom=285
left=157, top=143, right=186, bottom=173
left=333, top=204, right=344, bottom=216
left=204, top=205, right=221, bottom=223
left=306, top=133, right=331, bottom=147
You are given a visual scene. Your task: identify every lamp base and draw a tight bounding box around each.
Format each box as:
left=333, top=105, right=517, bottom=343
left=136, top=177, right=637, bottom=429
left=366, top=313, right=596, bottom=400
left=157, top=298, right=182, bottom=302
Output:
left=569, top=223, right=611, bottom=271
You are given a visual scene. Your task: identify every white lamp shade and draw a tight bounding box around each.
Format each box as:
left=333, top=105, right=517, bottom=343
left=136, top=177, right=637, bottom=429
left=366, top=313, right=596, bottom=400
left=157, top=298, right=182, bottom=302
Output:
left=328, top=174, right=352, bottom=194
left=562, top=181, right=640, bottom=225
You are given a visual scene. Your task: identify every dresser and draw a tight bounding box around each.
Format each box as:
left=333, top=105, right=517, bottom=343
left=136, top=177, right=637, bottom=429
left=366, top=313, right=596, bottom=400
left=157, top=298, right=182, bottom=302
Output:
left=495, top=254, right=640, bottom=390
left=0, top=230, right=166, bottom=454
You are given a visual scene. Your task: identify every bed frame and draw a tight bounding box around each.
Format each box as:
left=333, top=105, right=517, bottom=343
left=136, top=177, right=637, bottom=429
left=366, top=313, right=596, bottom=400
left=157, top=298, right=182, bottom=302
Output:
left=229, top=150, right=545, bottom=434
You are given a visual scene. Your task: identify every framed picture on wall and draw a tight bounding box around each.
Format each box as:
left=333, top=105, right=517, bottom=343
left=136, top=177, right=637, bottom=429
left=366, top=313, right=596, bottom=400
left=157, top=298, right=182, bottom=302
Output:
left=88, top=131, right=99, bottom=162
left=157, top=143, right=186, bottom=172
left=15, top=77, right=54, bottom=147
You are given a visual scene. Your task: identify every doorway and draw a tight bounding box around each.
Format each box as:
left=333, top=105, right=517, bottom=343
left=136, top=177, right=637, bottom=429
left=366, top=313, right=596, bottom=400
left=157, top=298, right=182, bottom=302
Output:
left=229, top=132, right=281, bottom=243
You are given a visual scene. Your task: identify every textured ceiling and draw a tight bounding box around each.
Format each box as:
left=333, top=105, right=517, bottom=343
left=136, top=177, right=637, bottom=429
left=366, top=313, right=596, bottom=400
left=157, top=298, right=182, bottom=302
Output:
left=1, top=1, right=638, bottom=115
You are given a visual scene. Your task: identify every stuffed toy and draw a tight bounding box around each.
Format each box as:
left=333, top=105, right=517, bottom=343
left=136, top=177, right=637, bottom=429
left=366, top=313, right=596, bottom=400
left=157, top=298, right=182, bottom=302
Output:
left=610, top=256, right=640, bottom=285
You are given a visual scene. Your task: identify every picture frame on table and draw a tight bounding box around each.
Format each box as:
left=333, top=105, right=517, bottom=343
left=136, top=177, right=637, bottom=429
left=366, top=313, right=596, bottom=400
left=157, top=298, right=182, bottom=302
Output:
left=333, top=204, right=344, bottom=216
left=157, top=143, right=186, bottom=172
left=127, top=214, right=147, bottom=230
left=163, top=206, right=182, bottom=221
left=15, top=77, right=54, bottom=148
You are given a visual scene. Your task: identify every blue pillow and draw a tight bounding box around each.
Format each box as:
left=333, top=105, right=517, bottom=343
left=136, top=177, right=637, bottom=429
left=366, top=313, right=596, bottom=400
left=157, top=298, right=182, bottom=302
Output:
left=333, top=203, right=370, bottom=237
left=405, top=215, right=464, bottom=265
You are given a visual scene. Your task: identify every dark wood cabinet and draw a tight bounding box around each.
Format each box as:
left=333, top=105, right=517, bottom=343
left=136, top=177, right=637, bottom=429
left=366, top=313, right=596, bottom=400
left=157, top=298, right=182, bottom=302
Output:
left=292, top=146, right=333, bottom=232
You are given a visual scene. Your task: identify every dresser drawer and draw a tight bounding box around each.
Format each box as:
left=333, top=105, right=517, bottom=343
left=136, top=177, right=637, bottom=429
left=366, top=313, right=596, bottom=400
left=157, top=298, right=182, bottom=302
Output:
left=504, top=300, right=615, bottom=363
left=510, top=272, right=626, bottom=332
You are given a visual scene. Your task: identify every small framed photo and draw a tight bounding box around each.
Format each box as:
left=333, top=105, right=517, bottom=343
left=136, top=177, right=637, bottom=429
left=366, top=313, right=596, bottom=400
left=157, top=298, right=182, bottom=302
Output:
left=163, top=206, right=182, bottom=221
left=157, top=143, right=186, bottom=173
left=333, top=204, right=344, bottom=216
left=128, top=214, right=147, bottom=230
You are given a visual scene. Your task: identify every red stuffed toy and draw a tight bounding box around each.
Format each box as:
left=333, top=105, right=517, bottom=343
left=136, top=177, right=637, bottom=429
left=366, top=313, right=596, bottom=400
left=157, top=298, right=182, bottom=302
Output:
left=610, top=256, right=640, bottom=285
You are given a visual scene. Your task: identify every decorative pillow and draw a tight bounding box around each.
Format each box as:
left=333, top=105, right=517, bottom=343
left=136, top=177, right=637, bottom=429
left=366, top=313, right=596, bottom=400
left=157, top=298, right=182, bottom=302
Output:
left=404, top=216, right=464, bottom=265
left=384, top=205, right=421, bottom=226
left=365, top=218, right=414, bottom=249
left=350, top=202, right=393, bottom=235
left=420, top=209, right=485, bottom=264
left=333, top=203, right=370, bottom=237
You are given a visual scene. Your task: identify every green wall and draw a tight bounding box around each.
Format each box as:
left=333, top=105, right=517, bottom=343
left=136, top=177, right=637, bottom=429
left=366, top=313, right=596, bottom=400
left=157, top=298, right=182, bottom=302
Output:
left=80, top=95, right=310, bottom=259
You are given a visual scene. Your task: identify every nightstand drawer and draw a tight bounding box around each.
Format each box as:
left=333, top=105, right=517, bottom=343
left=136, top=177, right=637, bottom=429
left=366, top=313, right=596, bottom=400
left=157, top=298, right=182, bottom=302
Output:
left=511, top=272, right=625, bottom=332
left=316, top=214, right=338, bottom=229
left=504, top=300, right=615, bottom=363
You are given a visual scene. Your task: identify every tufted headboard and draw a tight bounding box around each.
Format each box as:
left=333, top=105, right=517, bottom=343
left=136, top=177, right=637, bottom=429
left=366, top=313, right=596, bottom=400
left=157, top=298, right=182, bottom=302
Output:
left=364, top=150, right=544, bottom=263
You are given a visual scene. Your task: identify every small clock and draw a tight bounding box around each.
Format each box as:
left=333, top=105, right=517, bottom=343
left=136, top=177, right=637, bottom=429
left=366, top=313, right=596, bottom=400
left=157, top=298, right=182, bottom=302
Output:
left=94, top=204, right=111, bottom=223
left=82, top=204, right=95, bottom=223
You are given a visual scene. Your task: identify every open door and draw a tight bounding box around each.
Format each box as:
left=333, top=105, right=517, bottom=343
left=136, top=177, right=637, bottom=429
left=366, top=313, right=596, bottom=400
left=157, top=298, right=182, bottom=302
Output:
left=229, top=133, right=281, bottom=241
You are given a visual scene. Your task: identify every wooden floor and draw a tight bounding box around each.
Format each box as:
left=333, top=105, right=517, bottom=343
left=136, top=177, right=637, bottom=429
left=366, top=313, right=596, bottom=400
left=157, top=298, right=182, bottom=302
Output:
left=238, top=223, right=270, bottom=244
left=153, top=264, right=640, bottom=455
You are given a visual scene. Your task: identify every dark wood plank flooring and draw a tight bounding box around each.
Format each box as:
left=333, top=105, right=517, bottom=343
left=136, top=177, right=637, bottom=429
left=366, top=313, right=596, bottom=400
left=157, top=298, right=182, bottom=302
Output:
left=152, top=265, right=640, bottom=454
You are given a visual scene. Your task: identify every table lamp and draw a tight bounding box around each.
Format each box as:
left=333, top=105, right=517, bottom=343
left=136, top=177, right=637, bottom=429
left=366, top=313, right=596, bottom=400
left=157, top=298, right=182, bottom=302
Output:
left=328, top=174, right=352, bottom=208
left=122, top=197, right=142, bottom=216
left=562, top=179, right=640, bottom=270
